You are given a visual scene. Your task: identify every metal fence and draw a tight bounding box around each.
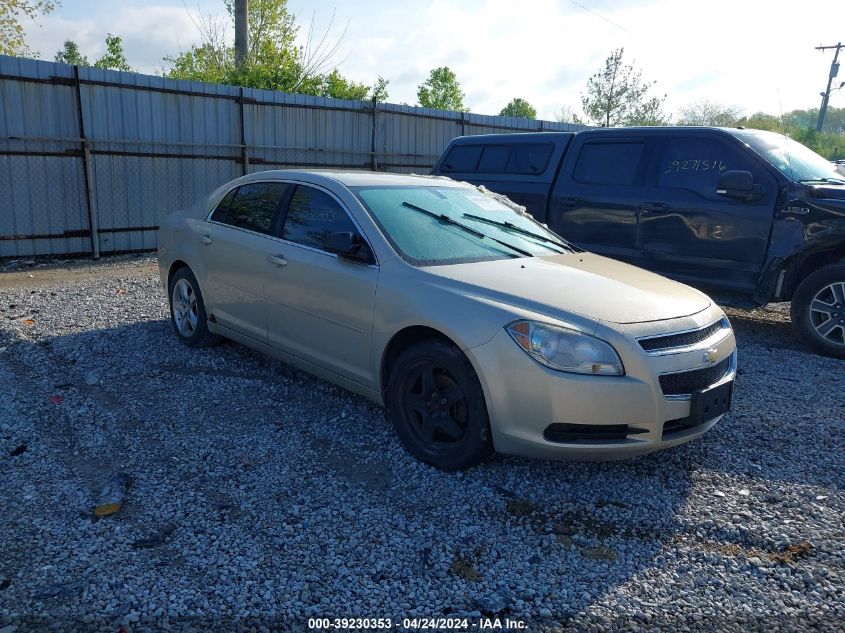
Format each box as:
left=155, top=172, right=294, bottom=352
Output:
left=0, top=55, right=587, bottom=258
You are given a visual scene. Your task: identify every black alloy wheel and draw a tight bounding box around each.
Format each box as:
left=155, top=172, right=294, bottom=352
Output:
left=386, top=340, right=493, bottom=470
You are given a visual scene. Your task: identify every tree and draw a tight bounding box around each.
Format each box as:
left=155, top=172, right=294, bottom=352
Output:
left=499, top=98, right=536, bottom=119
left=93, top=34, right=131, bottom=71
left=581, top=48, right=667, bottom=127
left=370, top=76, right=389, bottom=103
left=554, top=105, right=583, bottom=125
left=54, top=39, right=89, bottom=66
left=311, top=68, right=368, bottom=100
left=677, top=99, right=743, bottom=126
left=165, top=0, right=379, bottom=101
left=1, top=0, right=57, bottom=56
left=734, top=110, right=844, bottom=160
left=54, top=34, right=131, bottom=71
left=417, top=66, right=466, bottom=111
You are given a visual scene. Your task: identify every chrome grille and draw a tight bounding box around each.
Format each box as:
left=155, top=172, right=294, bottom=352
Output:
left=639, top=319, right=727, bottom=353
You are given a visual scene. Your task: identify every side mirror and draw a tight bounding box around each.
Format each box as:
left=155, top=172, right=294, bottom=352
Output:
left=717, top=170, right=761, bottom=201
left=323, top=231, right=360, bottom=256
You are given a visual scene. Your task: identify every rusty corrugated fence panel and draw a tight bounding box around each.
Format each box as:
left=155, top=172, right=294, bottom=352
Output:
left=0, top=54, right=590, bottom=257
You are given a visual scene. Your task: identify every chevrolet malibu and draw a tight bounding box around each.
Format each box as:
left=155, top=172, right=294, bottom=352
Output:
left=157, top=171, right=737, bottom=470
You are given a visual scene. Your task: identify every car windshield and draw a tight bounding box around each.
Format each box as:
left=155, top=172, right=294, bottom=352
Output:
left=354, top=185, right=569, bottom=266
left=731, top=130, right=845, bottom=184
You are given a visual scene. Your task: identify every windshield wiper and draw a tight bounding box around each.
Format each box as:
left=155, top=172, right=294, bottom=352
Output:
left=799, top=177, right=845, bottom=184
left=401, top=202, right=533, bottom=257
left=461, top=213, right=572, bottom=253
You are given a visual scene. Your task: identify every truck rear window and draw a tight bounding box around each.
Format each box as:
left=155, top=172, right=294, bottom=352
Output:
left=573, top=141, right=644, bottom=186
left=440, top=142, right=553, bottom=175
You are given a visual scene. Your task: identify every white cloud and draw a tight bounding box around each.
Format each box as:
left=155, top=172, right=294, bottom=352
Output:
left=318, top=0, right=845, bottom=120
left=26, top=4, right=223, bottom=73
left=22, top=0, right=845, bottom=121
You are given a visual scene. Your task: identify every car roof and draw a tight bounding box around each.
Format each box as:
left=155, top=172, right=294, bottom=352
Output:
left=236, top=169, right=465, bottom=188
left=448, top=132, right=574, bottom=144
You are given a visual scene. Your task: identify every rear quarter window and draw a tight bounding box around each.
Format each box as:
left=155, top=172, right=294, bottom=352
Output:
left=441, top=142, right=554, bottom=175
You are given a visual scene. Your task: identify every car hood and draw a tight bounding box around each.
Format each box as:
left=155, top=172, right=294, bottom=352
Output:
left=807, top=184, right=845, bottom=201
left=423, top=252, right=712, bottom=325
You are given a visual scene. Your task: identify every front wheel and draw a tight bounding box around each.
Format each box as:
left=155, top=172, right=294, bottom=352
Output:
left=385, top=340, right=493, bottom=471
left=790, top=263, right=845, bottom=359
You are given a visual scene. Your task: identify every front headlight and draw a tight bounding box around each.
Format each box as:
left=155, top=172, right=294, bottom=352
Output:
left=505, top=320, right=624, bottom=376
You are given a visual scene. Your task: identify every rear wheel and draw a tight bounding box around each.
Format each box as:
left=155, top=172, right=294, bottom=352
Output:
left=790, top=263, right=845, bottom=359
left=168, top=267, right=220, bottom=348
left=385, top=340, right=493, bottom=470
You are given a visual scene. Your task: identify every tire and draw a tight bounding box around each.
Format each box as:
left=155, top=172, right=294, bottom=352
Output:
left=790, top=263, right=845, bottom=359
left=168, top=266, right=220, bottom=348
left=385, top=339, right=493, bottom=471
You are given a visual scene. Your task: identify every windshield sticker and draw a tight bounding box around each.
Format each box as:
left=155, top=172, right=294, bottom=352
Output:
left=466, top=194, right=505, bottom=211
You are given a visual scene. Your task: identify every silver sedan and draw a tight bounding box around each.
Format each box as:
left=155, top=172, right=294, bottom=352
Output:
left=158, top=171, right=737, bottom=470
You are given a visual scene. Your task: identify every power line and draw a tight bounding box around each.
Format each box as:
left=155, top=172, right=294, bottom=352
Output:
left=567, top=0, right=634, bottom=35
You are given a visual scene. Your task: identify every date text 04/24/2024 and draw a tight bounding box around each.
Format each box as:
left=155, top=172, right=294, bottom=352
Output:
left=307, top=617, right=528, bottom=630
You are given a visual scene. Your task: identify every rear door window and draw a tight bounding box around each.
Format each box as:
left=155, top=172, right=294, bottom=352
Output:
left=573, top=141, right=645, bottom=186
left=215, top=182, right=289, bottom=234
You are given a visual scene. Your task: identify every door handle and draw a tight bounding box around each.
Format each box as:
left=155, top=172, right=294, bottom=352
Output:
left=199, top=234, right=212, bottom=245
left=267, top=254, right=287, bottom=267
left=641, top=202, right=669, bottom=213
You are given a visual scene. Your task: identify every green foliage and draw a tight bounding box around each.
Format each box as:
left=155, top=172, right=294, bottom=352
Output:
left=499, top=98, right=537, bottom=119
left=93, top=34, right=131, bottom=72
left=782, top=106, right=845, bottom=135
left=54, top=39, right=88, bottom=66
left=165, top=0, right=382, bottom=101
left=302, top=68, right=369, bottom=100
left=370, top=76, right=389, bottom=103
left=165, top=41, right=232, bottom=84
left=54, top=35, right=131, bottom=72
left=677, top=99, right=743, bottom=126
left=735, top=109, right=844, bottom=160
left=417, top=66, right=467, bottom=112
left=0, top=0, right=56, bottom=56
left=581, top=48, right=667, bottom=127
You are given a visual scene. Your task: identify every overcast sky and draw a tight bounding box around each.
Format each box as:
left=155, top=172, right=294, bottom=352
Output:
left=22, top=0, right=845, bottom=121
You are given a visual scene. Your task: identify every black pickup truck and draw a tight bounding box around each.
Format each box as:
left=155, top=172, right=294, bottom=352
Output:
left=431, top=127, right=845, bottom=358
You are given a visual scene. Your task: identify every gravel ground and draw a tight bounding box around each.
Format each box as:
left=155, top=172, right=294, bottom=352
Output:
left=0, top=255, right=843, bottom=632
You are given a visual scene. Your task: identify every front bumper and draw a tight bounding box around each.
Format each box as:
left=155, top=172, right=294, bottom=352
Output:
left=465, top=307, right=736, bottom=461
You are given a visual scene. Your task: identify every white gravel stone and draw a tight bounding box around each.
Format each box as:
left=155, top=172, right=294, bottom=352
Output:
left=0, top=255, right=842, bottom=633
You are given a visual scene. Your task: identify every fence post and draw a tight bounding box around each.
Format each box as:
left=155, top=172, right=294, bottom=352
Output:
left=239, top=87, right=250, bottom=174
left=371, top=96, right=379, bottom=172
left=74, top=65, right=99, bottom=259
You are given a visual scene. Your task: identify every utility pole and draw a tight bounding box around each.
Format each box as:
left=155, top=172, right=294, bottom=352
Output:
left=815, top=42, right=843, bottom=132
left=234, top=0, right=249, bottom=69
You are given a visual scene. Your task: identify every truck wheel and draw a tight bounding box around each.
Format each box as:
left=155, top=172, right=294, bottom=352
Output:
left=790, top=263, right=845, bottom=359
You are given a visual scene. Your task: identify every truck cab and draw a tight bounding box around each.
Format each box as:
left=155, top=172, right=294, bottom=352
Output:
left=432, top=127, right=845, bottom=358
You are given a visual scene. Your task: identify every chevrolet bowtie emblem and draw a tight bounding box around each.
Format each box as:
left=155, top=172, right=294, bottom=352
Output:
left=703, top=348, right=719, bottom=364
